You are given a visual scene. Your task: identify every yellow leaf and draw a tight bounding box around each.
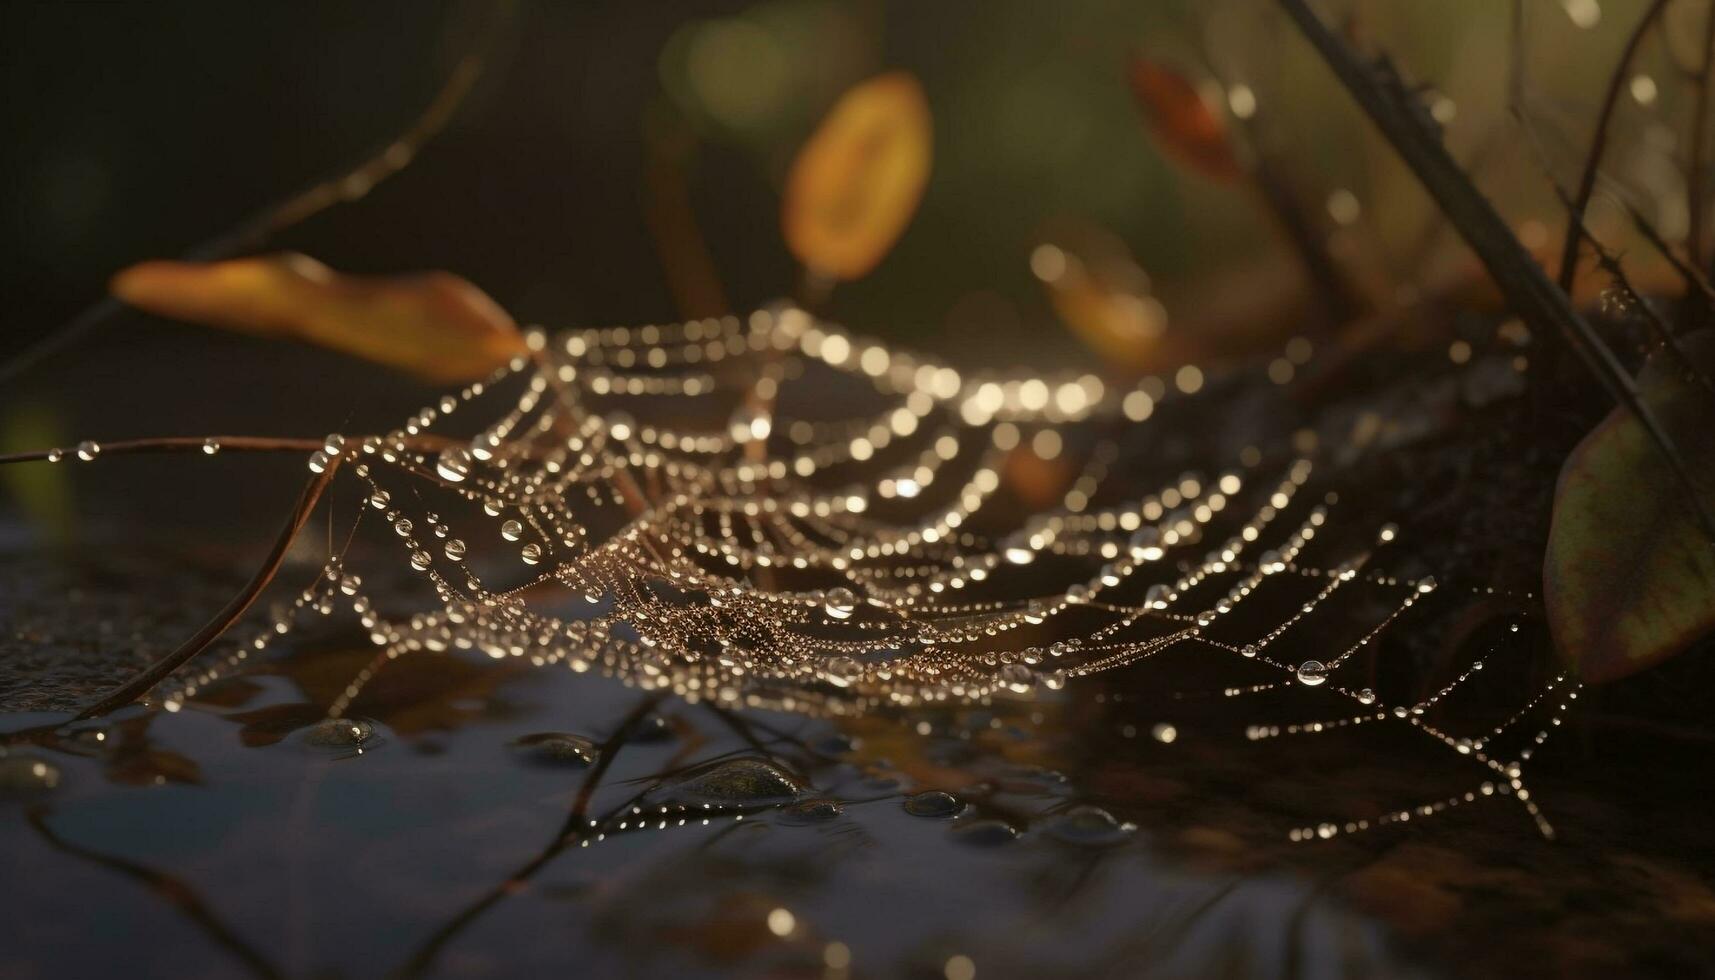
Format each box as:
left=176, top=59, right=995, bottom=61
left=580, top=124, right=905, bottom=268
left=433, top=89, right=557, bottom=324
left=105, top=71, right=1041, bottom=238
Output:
left=111, top=253, right=526, bottom=382
left=783, top=71, right=932, bottom=281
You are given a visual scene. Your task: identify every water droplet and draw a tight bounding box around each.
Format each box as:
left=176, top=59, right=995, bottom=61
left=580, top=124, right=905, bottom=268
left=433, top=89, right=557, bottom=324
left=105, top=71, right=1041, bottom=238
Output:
left=783, top=799, right=844, bottom=823
left=660, top=757, right=802, bottom=805
left=410, top=549, right=432, bottom=571
left=953, top=819, right=1019, bottom=846
left=825, top=656, right=862, bottom=688
left=0, top=754, right=62, bottom=795
left=1241, top=643, right=1259, bottom=658
left=823, top=586, right=858, bottom=620
left=45, top=448, right=63, bottom=462
left=307, top=450, right=330, bottom=473
left=444, top=538, right=467, bottom=560
left=520, top=543, right=543, bottom=565
left=368, top=490, right=391, bottom=509
left=75, top=440, right=101, bottom=461
left=511, top=732, right=598, bottom=767
left=500, top=519, right=524, bottom=541
left=322, top=433, right=345, bottom=456
left=1357, top=688, right=1377, bottom=705
left=629, top=714, right=675, bottom=743
left=201, top=438, right=220, bottom=455
left=999, top=663, right=1035, bottom=693
left=1296, top=660, right=1329, bottom=686
left=1151, top=723, right=1177, bottom=743
left=904, top=790, right=966, bottom=818
left=1044, top=804, right=1134, bottom=845
left=301, top=717, right=377, bottom=750
left=435, top=447, right=472, bottom=483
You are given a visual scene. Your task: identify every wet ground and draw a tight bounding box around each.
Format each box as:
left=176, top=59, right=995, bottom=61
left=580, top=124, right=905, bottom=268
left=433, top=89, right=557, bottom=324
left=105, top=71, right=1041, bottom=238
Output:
left=3, top=542, right=1713, bottom=980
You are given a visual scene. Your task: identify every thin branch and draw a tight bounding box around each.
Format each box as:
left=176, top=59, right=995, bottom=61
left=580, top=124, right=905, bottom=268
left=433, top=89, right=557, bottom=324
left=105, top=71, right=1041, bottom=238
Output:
left=1549, top=185, right=1715, bottom=402
left=1276, top=0, right=1715, bottom=545
left=394, top=693, right=666, bottom=979
left=27, top=807, right=283, bottom=980
left=1514, top=98, right=1715, bottom=400
left=0, top=2, right=512, bottom=387
left=72, top=454, right=344, bottom=719
left=1555, top=0, right=1671, bottom=294
left=1620, top=195, right=1715, bottom=307
left=0, top=435, right=322, bottom=466
left=1687, top=2, right=1715, bottom=298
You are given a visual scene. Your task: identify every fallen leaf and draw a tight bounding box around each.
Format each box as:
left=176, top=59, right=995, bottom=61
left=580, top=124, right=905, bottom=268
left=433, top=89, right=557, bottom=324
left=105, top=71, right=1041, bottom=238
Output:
left=1544, top=333, right=1715, bottom=682
left=782, top=71, right=932, bottom=281
left=1127, top=57, right=1243, bottom=182
left=112, top=253, right=526, bottom=382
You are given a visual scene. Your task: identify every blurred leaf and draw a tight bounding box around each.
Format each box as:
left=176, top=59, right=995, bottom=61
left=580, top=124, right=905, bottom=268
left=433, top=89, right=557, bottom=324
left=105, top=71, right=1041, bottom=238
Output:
left=1032, top=232, right=1168, bottom=371
left=1544, top=333, right=1715, bottom=683
left=111, top=253, right=526, bottom=382
left=1127, top=57, right=1242, bottom=182
left=0, top=404, right=73, bottom=545
left=783, top=71, right=932, bottom=281
left=1003, top=443, right=1074, bottom=510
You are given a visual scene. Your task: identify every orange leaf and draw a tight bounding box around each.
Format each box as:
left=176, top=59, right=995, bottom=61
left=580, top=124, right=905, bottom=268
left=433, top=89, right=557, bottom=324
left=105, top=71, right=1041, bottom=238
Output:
left=783, top=71, right=932, bottom=281
left=1031, top=238, right=1169, bottom=372
left=1127, top=57, right=1242, bottom=182
left=111, top=253, right=526, bottom=382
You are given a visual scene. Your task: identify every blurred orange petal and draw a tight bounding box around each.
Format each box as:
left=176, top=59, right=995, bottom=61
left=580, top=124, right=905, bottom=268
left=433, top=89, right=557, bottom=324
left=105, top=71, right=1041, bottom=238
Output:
left=111, top=253, right=526, bottom=382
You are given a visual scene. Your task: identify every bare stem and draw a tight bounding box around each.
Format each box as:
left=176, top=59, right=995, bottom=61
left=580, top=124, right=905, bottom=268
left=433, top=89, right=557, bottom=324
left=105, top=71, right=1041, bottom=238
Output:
left=0, top=2, right=513, bottom=387
left=1555, top=0, right=1671, bottom=294
left=72, top=454, right=344, bottom=719
left=1277, top=0, right=1715, bottom=545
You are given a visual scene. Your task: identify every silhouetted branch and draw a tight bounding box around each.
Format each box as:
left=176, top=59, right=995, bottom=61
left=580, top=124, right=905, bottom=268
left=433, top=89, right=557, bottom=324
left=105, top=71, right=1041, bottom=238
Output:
left=1554, top=0, right=1670, bottom=293
left=1277, top=0, right=1715, bottom=545
left=73, top=454, right=345, bottom=719
left=27, top=807, right=283, bottom=980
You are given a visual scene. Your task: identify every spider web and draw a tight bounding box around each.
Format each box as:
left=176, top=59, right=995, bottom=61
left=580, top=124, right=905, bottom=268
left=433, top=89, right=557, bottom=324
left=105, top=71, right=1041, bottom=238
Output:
left=153, top=305, right=1575, bottom=841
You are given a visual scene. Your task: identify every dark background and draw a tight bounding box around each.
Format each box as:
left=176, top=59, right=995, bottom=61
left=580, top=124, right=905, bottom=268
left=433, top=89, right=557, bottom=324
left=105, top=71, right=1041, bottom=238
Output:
left=0, top=0, right=1640, bottom=540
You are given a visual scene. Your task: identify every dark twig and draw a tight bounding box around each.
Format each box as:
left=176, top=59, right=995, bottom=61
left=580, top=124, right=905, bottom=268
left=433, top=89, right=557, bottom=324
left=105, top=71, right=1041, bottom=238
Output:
left=0, top=2, right=511, bottom=387
left=394, top=693, right=665, bottom=979
left=0, top=435, right=323, bottom=466
left=1555, top=0, right=1671, bottom=294
left=1277, top=0, right=1715, bottom=545
left=27, top=807, right=283, bottom=980
left=1687, top=2, right=1715, bottom=307
left=72, top=454, right=344, bottom=719
left=1550, top=185, right=1715, bottom=401
left=1620, top=195, right=1715, bottom=308
left=1514, top=104, right=1715, bottom=399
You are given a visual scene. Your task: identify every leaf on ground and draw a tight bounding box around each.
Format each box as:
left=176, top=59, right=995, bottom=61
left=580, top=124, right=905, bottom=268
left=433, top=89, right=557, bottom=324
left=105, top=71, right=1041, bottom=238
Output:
left=1544, top=333, right=1715, bottom=682
left=1127, top=57, right=1242, bottom=182
left=111, top=253, right=526, bottom=382
left=782, top=71, right=932, bottom=281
